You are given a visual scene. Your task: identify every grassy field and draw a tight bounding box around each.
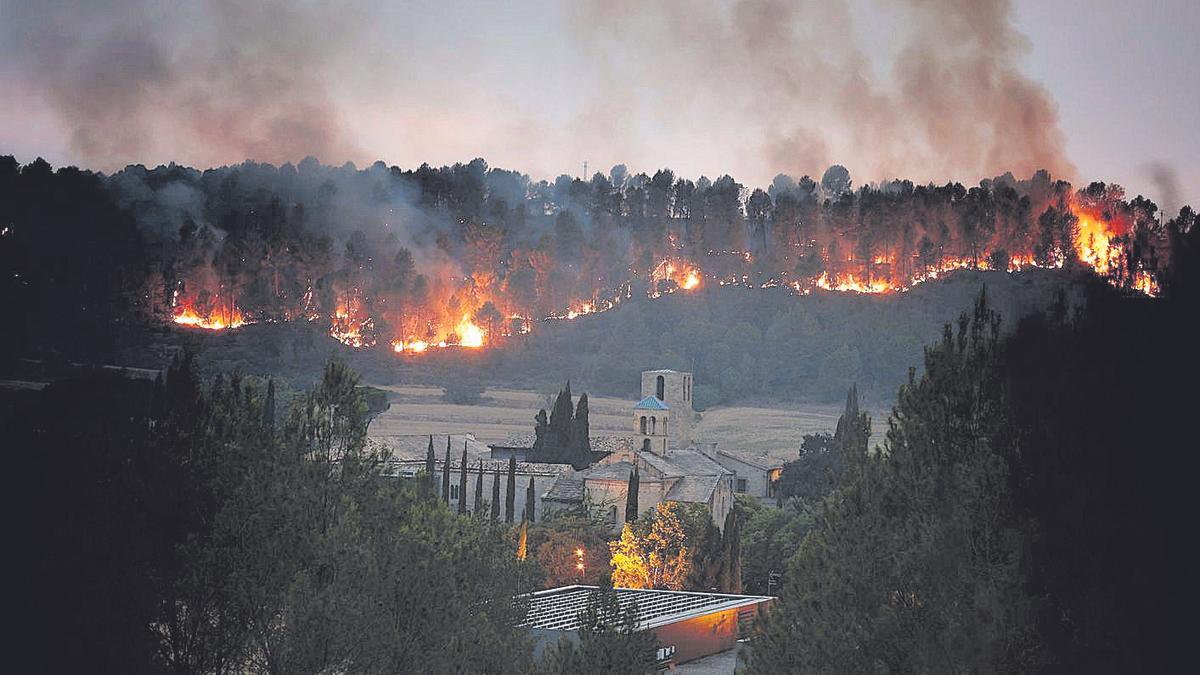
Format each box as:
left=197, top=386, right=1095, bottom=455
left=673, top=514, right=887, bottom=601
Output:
left=367, top=384, right=886, bottom=463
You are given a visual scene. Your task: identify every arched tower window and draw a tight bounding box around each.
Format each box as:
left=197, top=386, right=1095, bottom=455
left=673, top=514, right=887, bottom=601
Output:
left=656, top=375, right=665, bottom=400
left=650, top=416, right=657, bottom=434
left=642, top=438, right=651, bottom=453
left=640, top=416, right=647, bottom=434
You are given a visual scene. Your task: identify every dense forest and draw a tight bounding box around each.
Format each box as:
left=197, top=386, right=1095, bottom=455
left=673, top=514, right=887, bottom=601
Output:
left=9, top=216, right=1196, bottom=671
left=3, top=154, right=1192, bottom=405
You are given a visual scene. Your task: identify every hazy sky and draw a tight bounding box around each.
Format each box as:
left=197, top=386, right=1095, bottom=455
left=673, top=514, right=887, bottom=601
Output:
left=1, top=0, right=1195, bottom=210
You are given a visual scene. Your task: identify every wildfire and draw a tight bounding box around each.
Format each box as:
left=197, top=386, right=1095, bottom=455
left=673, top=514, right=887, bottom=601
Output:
left=171, top=289, right=248, bottom=330
left=815, top=272, right=894, bottom=294
left=1072, top=204, right=1122, bottom=276
left=651, top=258, right=703, bottom=295
left=330, top=291, right=375, bottom=348
left=166, top=194, right=1161, bottom=351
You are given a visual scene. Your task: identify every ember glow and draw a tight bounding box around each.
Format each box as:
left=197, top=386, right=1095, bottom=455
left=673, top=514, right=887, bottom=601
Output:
left=158, top=167, right=1165, bottom=353
left=171, top=289, right=248, bottom=331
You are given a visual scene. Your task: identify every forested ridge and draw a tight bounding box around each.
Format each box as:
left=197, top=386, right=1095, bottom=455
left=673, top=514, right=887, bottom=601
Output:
left=3, top=155, right=1191, bottom=407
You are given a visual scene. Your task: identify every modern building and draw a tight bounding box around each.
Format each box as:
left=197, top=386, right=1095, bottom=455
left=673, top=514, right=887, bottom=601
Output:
left=523, top=585, right=773, bottom=669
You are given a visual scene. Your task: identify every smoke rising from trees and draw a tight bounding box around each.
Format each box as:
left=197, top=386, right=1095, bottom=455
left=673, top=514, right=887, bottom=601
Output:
left=5, top=0, right=1075, bottom=187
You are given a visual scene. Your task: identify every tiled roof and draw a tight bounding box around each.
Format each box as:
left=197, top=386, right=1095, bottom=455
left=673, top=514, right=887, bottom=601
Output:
left=543, top=474, right=585, bottom=502
left=715, top=448, right=785, bottom=471
left=584, top=461, right=639, bottom=481
left=665, top=474, right=722, bottom=503
left=371, top=433, right=491, bottom=461
left=639, top=448, right=730, bottom=478
left=634, top=396, right=670, bottom=410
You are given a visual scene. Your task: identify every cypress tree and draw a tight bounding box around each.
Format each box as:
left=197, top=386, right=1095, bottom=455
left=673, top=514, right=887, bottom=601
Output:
left=474, top=458, right=484, bottom=515
left=263, top=378, right=276, bottom=436
left=719, top=508, right=742, bottom=593
left=625, top=464, right=640, bottom=523
left=547, top=383, right=574, bottom=462
left=525, top=476, right=536, bottom=523
left=441, top=436, right=451, bottom=504
left=457, top=440, right=469, bottom=515
left=532, top=409, right=549, bottom=460
left=491, top=468, right=501, bottom=520
left=425, top=434, right=436, bottom=487
left=573, top=392, right=591, bottom=469
left=505, top=456, right=516, bottom=523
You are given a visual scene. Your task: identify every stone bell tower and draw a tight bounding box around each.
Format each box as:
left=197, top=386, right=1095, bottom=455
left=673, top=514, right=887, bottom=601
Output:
left=637, top=369, right=694, bottom=452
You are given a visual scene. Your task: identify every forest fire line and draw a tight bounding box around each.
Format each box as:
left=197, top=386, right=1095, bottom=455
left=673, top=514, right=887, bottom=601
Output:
left=169, top=201, right=1161, bottom=351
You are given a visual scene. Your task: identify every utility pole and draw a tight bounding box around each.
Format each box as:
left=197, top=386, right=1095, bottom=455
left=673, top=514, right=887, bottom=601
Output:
left=767, top=570, right=781, bottom=596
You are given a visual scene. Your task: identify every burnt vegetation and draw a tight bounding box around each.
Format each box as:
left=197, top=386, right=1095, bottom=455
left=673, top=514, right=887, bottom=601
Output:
left=2, top=155, right=1193, bottom=406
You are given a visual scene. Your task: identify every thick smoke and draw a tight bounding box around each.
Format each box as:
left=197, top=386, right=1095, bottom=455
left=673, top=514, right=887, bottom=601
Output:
left=1, top=0, right=362, bottom=169
left=573, top=0, right=1075, bottom=185
left=3, top=0, right=1075, bottom=186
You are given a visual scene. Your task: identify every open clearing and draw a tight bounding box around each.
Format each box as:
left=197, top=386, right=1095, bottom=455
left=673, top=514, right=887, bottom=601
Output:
left=367, top=385, right=885, bottom=464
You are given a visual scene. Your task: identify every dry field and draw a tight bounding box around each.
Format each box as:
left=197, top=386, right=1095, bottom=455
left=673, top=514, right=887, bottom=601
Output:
left=367, top=384, right=884, bottom=464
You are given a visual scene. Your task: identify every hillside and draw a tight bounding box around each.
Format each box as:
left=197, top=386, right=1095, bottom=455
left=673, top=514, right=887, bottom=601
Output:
left=124, top=266, right=1101, bottom=409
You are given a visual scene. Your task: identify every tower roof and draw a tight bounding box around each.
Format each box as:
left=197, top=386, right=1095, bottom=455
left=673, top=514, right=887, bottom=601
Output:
left=634, top=396, right=670, bottom=410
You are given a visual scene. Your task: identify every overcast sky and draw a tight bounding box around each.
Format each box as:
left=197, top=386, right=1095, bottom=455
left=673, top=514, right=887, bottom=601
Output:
left=1, top=0, right=1195, bottom=210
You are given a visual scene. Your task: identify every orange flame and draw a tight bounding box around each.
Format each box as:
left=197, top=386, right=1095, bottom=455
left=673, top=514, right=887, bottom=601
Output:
left=171, top=290, right=248, bottom=330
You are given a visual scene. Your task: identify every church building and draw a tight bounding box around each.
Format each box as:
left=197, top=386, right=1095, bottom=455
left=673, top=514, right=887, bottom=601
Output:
left=543, top=369, right=736, bottom=529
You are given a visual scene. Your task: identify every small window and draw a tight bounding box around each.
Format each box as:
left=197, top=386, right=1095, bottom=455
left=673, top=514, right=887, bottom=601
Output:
left=640, top=416, right=647, bottom=434
left=450, top=484, right=460, bottom=500
left=736, top=478, right=747, bottom=493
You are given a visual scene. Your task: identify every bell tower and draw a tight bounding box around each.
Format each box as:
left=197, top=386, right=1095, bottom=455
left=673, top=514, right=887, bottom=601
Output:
left=633, top=395, right=670, bottom=456
left=639, top=369, right=694, bottom=450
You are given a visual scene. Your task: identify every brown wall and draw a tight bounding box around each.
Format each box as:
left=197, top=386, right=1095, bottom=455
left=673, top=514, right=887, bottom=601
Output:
left=652, top=607, right=739, bottom=665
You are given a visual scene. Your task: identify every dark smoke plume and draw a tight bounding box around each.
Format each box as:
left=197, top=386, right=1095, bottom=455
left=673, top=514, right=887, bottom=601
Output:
left=573, top=0, right=1075, bottom=185
left=1, top=0, right=363, bottom=169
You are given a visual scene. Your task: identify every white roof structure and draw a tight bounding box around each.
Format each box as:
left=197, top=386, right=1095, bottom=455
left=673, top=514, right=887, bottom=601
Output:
left=521, top=585, right=772, bottom=632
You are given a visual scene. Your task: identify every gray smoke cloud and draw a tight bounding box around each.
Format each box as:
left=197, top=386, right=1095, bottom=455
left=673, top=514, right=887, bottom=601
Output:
left=572, top=0, right=1076, bottom=185
left=2, top=0, right=1076, bottom=187
left=1144, top=161, right=1180, bottom=219
left=1, top=0, right=363, bottom=169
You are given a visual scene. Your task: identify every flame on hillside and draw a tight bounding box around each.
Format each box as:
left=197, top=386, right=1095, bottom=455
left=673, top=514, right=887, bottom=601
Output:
left=171, top=288, right=248, bottom=330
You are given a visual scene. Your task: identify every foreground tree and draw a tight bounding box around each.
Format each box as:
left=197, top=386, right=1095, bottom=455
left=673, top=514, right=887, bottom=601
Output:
left=537, top=587, right=658, bottom=674
left=609, top=503, right=690, bottom=590
left=749, top=293, right=1039, bottom=673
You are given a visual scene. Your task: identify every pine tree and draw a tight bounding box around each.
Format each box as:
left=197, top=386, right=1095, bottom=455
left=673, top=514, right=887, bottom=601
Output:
left=573, top=392, right=591, bottom=469
left=491, top=468, right=501, bottom=520
left=474, top=458, right=484, bottom=516
left=441, top=436, right=451, bottom=504
left=505, top=456, right=516, bottom=523
left=457, top=441, right=469, bottom=515
left=624, top=464, right=639, bottom=523
left=748, top=292, right=1036, bottom=673
left=525, top=476, right=536, bottom=523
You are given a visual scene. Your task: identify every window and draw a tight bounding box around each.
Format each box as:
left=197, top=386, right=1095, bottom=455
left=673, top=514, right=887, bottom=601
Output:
left=640, top=416, right=647, bottom=434
left=650, top=416, right=656, bottom=434
left=736, top=478, right=747, bottom=494
left=449, top=484, right=460, bottom=500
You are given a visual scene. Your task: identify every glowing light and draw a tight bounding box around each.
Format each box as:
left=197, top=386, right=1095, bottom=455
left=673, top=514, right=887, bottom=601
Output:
left=171, top=290, right=248, bottom=330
